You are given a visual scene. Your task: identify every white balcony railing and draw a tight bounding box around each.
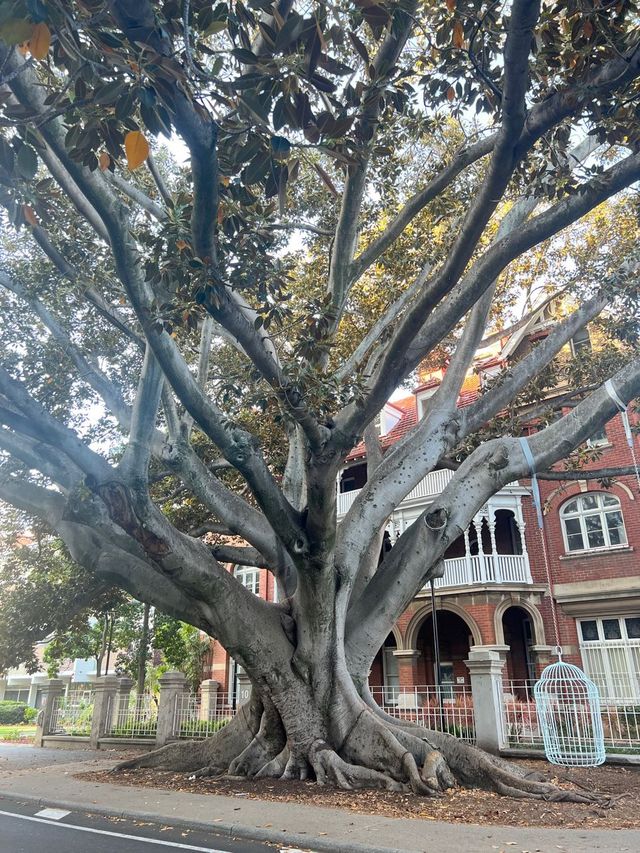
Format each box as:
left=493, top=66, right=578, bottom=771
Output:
left=337, top=468, right=454, bottom=518
left=429, top=553, right=532, bottom=589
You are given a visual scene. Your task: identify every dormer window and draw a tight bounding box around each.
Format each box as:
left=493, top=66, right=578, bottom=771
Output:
left=570, top=326, right=592, bottom=357
left=417, top=385, right=439, bottom=419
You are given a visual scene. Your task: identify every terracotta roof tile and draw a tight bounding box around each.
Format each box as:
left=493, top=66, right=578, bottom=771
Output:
left=345, top=387, right=480, bottom=462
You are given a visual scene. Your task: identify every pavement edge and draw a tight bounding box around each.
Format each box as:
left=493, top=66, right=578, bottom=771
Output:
left=0, top=788, right=413, bottom=853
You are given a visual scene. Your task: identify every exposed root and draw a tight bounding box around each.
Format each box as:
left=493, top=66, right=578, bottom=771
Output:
left=359, top=687, right=610, bottom=803
left=310, top=740, right=406, bottom=792
left=254, top=745, right=290, bottom=779
left=228, top=697, right=286, bottom=777
left=421, top=749, right=457, bottom=792
left=282, top=751, right=312, bottom=781
left=112, top=692, right=263, bottom=775
left=337, top=704, right=446, bottom=795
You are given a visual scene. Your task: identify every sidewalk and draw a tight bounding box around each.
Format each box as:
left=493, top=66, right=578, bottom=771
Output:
left=0, top=746, right=637, bottom=852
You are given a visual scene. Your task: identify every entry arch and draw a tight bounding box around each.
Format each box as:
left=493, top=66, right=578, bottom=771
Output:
left=404, top=601, right=483, bottom=651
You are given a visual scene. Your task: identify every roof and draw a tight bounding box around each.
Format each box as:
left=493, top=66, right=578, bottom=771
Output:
left=345, top=383, right=480, bottom=463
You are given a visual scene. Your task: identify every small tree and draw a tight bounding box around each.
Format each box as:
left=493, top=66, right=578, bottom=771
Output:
left=0, top=1, right=639, bottom=799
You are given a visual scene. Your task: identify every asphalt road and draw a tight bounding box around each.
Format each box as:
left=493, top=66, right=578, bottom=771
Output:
left=0, top=797, right=308, bottom=853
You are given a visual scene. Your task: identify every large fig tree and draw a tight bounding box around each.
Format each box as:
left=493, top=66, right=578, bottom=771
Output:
left=0, top=0, right=639, bottom=798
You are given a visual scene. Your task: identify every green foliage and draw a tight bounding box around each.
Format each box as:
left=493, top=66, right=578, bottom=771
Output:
left=23, top=705, right=37, bottom=722
left=0, top=700, right=29, bottom=724
left=109, top=720, right=157, bottom=738
left=0, top=512, right=125, bottom=675
left=177, top=718, right=229, bottom=738
left=154, top=616, right=210, bottom=692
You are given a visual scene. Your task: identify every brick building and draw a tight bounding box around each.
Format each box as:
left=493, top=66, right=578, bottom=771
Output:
left=204, top=306, right=640, bottom=706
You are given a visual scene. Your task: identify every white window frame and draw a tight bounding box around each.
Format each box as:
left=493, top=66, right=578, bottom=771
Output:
left=233, top=566, right=260, bottom=595
left=578, top=616, right=640, bottom=701
left=417, top=386, right=438, bottom=420
left=560, top=492, right=627, bottom=553
left=586, top=426, right=609, bottom=448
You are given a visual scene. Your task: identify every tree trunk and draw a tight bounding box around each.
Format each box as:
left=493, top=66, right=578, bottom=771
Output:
left=137, top=603, right=151, bottom=696
left=115, top=581, right=601, bottom=804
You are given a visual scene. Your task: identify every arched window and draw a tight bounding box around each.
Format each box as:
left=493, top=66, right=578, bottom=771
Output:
left=560, top=493, right=627, bottom=552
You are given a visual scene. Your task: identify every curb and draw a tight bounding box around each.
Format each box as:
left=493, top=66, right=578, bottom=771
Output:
left=0, top=788, right=414, bottom=853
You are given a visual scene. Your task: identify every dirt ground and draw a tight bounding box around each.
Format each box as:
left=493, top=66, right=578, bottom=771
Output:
left=80, top=758, right=640, bottom=829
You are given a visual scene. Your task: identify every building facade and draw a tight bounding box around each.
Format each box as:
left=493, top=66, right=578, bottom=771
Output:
left=204, top=311, right=640, bottom=706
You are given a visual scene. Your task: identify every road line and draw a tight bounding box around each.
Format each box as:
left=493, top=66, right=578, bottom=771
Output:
left=0, top=809, right=235, bottom=852
left=35, top=807, right=71, bottom=819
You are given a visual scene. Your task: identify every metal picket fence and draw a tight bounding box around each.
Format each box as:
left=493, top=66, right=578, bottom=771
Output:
left=173, top=690, right=238, bottom=739
left=502, top=679, right=640, bottom=753
left=108, top=692, right=158, bottom=738
left=370, top=685, right=476, bottom=743
left=49, top=695, right=94, bottom=736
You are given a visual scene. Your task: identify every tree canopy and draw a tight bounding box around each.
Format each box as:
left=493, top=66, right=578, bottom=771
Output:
left=0, top=0, right=639, bottom=798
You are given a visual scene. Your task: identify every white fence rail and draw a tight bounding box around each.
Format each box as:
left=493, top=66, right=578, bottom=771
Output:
left=173, top=691, right=237, bottom=739
left=337, top=469, right=455, bottom=518
left=431, top=553, right=532, bottom=588
left=502, top=679, right=640, bottom=753
left=49, top=695, right=94, bottom=735
left=109, top=693, right=157, bottom=738
left=370, top=685, right=476, bottom=743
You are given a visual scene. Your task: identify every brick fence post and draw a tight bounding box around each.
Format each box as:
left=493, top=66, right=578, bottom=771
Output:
left=465, top=648, right=506, bottom=754
left=33, top=678, right=64, bottom=747
left=156, top=671, right=187, bottom=747
left=89, top=675, right=119, bottom=749
left=199, top=679, right=219, bottom=721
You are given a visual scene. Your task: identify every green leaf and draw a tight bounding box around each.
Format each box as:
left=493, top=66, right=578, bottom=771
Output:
left=0, top=18, right=33, bottom=45
left=270, top=135, right=291, bottom=159
left=16, top=144, right=38, bottom=180
left=204, top=19, right=227, bottom=36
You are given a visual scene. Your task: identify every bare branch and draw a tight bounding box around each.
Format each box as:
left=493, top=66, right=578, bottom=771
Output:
left=209, top=544, right=272, bottom=569
left=146, top=154, right=173, bottom=207
left=104, top=169, right=167, bottom=221
left=119, top=346, right=164, bottom=482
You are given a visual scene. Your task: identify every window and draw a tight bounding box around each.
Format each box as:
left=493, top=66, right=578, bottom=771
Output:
left=234, top=566, right=260, bottom=595
left=417, top=386, right=438, bottom=420
left=579, top=616, right=640, bottom=700
left=586, top=426, right=608, bottom=448
left=560, top=492, right=627, bottom=552
left=4, top=689, right=30, bottom=703
left=570, top=325, right=592, bottom=356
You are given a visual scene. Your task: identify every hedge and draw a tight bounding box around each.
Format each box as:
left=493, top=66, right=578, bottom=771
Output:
left=0, top=701, right=30, bottom=724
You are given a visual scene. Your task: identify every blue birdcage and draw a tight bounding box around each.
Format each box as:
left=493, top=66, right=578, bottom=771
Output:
left=534, top=656, right=605, bottom=767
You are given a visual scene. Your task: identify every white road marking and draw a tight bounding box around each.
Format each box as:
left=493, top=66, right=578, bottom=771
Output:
left=0, top=809, right=235, bottom=851
left=35, top=807, right=71, bottom=820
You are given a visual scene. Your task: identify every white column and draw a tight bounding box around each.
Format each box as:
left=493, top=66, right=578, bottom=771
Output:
left=463, top=527, right=472, bottom=583
left=473, top=514, right=486, bottom=582
left=514, top=502, right=533, bottom=583
left=487, top=503, right=499, bottom=583
left=465, top=648, right=507, bottom=753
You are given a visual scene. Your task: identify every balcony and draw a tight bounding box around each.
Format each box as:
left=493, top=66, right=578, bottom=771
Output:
left=337, top=468, right=454, bottom=518
left=430, top=553, right=533, bottom=589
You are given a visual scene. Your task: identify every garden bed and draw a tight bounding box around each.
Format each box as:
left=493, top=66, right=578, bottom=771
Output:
left=0, top=725, right=37, bottom=742
left=80, top=758, right=640, bottom=829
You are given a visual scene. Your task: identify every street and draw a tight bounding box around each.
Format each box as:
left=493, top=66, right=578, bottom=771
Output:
left=0, top=796, right=310, bottom=853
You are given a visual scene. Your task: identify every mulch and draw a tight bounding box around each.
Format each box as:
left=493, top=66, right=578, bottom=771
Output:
left=79, top=759, right=640, bottom=829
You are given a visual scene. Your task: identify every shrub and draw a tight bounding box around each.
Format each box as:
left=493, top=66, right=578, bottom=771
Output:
left=23, top=706, right=38, bottom=723
left=0, top=700, right=29, bottom=724
left=178, top=718, right=229, bottom=738
left=110, top=719, right=158, bottom=738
